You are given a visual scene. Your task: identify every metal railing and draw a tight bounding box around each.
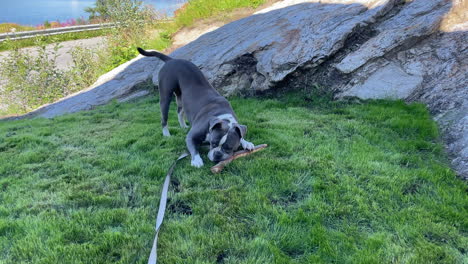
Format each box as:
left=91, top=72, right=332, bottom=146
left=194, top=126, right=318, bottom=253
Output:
left=0, top=19, right=173, bottom=42
left=0, top=23, right=116, bottom=42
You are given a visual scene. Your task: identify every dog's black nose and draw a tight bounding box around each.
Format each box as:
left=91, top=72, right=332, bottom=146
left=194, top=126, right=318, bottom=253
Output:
left=213, top=151, right=224, bottom=162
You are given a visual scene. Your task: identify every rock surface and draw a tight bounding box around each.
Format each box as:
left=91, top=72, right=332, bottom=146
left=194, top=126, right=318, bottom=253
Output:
left=170, top=0, right=398, bottom=94
left=6, top=0, right=467, bottom=178
left=335, top=0, right=467, bottom=179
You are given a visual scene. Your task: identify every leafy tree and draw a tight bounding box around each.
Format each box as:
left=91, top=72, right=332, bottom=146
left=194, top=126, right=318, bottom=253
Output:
left=85, top=0, right=149, bottom=22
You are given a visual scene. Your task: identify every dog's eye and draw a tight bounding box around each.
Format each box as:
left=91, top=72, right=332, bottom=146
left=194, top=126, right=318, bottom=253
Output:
left=221, top=144, right=231, bottom=152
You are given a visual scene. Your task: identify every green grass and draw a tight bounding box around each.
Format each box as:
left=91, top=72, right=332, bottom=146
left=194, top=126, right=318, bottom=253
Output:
left=141, top=0, right=269, bottom=52
left=0, top=23, right=35, bottom=33
left=0, top=93, right=466, bottom=263
left=174, top=0, right=266, bottom=28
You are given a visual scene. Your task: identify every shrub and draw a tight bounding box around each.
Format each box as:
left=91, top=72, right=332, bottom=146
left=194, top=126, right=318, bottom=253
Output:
left=0, top=0, right=161, bottom=114
left=69, top=46, right=108, bottom=88
left=100, top=0, right=160, bottom=69
left=44, top=20, right=51, bottom=28
left=0, top=40, right=103, bottom=113
left=0, top=42, right=69, bottom=112
left=76, top=17, right=88, bottom=25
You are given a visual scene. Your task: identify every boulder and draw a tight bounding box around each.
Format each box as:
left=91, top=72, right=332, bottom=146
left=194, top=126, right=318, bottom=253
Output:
left=169, top=0, right=399, bottom=94
left=335, top=0, right=467, bottom=178
left=7, top=0, right=467, bottom=178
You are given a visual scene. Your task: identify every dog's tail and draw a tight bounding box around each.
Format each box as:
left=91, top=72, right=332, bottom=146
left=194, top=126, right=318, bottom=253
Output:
left=137, top=47, right=172, bottom=62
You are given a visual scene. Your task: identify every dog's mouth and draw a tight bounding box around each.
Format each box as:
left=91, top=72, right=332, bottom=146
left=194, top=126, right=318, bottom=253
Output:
left=208, top=147, right=232, bottom=162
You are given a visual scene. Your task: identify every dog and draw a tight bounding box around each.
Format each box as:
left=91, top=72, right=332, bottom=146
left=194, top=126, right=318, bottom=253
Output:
left=137, top=48, right=255, bottom=168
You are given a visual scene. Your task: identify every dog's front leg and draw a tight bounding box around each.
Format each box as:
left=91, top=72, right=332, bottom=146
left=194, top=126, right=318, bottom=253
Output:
left=186, top=130, right=204, bottom=168
left=240, top=138, right=255, bottom=151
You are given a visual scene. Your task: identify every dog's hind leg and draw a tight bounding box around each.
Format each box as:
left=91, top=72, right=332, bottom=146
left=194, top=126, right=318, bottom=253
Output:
left=159, top=81, right=173, bottom=137
left=175, top=93, right=188, bottom=128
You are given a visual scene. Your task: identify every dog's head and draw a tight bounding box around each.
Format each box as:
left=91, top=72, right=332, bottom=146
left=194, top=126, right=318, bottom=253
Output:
left=207, top=118, right=247, bottom=162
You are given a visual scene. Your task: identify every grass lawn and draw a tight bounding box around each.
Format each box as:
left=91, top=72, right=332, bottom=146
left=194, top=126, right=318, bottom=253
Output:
left=0, top=93, right=466, bottom=263
left=174, top=0, right=266, bottom=28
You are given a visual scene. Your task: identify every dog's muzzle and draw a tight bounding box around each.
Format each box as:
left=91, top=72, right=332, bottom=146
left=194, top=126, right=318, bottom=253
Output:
left=208, top=147, right=231, bottom=162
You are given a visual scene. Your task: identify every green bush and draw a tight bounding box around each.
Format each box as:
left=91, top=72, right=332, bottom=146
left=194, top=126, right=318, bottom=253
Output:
left=0, top=0, right=159, bottom=114
left=0, top=41, right=103, bottom=114
left=100, top=0, right=160, bottom=69
left=0, top=42, right=70, bottom=112
left=69, top=46, right=108, bottom=88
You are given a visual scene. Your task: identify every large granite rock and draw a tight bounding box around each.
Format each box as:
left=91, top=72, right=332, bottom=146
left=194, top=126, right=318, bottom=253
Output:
left=169, top=0, right=399, bottom=94
left=338, top=28, right=467, bottom=178
left=6, top=0, right=467, bottom=178
left=335, top=0, right=467, bottom=178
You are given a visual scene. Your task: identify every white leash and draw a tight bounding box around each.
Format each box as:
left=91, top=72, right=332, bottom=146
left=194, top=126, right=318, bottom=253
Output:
left=148, top=152, right=189, bottom=264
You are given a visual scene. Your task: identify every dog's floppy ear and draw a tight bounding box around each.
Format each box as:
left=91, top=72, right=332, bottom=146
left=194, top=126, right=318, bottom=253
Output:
left=232, top=124, right=247, bottom=138
left=209, top=118, right=227, bottom=132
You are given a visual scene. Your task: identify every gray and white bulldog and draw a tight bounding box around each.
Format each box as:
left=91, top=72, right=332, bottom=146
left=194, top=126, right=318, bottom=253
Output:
left=137, top=48, right=255, bottom=167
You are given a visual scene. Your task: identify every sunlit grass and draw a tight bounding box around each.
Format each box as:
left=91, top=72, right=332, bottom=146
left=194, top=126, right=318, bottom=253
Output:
left=174, top=0, right=266, bottom=28
left=0, top=93, right=466, bottom=263
left=0, top=23, right=35, bottom=34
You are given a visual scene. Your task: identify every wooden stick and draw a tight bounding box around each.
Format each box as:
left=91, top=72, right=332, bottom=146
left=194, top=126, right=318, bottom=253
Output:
left=210, top=144, right=268, bottom=173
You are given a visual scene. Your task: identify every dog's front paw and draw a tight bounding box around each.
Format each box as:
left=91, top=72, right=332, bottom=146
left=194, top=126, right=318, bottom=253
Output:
left=191, top=154, right=204, bottom=168
left=241, top=139, right=255, bottom=151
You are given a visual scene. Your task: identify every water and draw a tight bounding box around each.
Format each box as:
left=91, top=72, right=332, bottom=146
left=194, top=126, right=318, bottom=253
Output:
left=0, top=0, right=187, bottom=26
